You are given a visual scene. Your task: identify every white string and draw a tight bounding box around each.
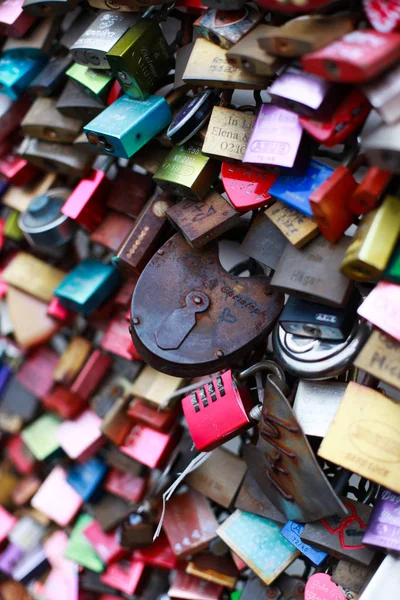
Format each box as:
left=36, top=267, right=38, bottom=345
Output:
left=153, top=451, right=213, bottom=540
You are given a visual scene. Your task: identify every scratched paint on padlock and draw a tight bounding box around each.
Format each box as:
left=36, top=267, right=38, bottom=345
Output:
left=217, top=510, right=298, bottom=585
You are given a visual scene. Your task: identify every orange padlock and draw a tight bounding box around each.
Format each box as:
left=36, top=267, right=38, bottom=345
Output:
left=348, top=167, right=392, bottom=216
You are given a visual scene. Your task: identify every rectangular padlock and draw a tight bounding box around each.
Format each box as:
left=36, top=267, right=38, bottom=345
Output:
left=100, top=311, right=141, bottom=361
left=67, top=457, right=108, bottom=501
left=362, top=487, right=400, bottom=552
left=182, top=370, right=253, bottom=451
left=299, top=88, right=371, bottom=148
left=107, top=168, right=154, bottom=217
left=153, top=135, right=220, bottom=200
left=0, top=151, right=38, bottom=187
left=186, top=553, right=239, bottom=589
left=340, top=194, right=400, bottom=281
left=268, top=66, right=343, bottom=120
left=113, top=191, right=174, bottom=278
left=83, top=520, right=126, bottom=564
left=0, top=55, right=45, bottom=99
left=130, top=364, right=184, bottom=409
left=319, top=381, right=400, bottom=494
left=90, top=211, right=135, bottom=252
left=301, top=30, right=400, bottom=83
left=240, top=211, right=288, bottom=270
left=280, top=521, right=327, bottom=566
left=267, top=159, right=334, bottom=216
left=55, top=259, right=121, bottom=315
left=21, top=413, right=61, bottom=461
left=65, top=514, right=105, bottom=571
left=182, top=38, right=265, bottom=90
left=53, top=337, right=92, bottom=386
left=28, top=53, right=73, bottom=96
left=264, top=201, right=319, bottom=248
left=62, top=166, right=111, bottom=233
left=194, top=6, right=262, bottom=50
left=361, top=117, right=400, bottom=173
left=217, top=510, right=298, bottom=586
left=17, top=136, right=95, bottom=180
left=348, top=167, right=392, bottom=215
left=358, top=281, right=400, bottom=343
left=71, top=12, right=138, bottom=70
left=56, top=79, right=105, bottom=121
left=354, top=329, right=400, bottom=391
left=107, top=20, right=173, bottom=101
left=84, top=94, right=172, bottom=159
left=362, top=63, right=400, bottom=125
left=31, top=466, right=83, bottom=527
left=293, top=380, right=346, bottom=438
left=2, top=252, right=65, bottom=303
left=120, top=422, right=181, bottom=469
left=21, top=97, right=83, bottom=143
left=2, top=17, right=60, bottom=58
left=271, top=235, right=353, bottom=307
left=257, top=13, right=354, bottom=58
left=168, top=570, right=223, bottom=600
left=0, top=0, right=36, bottom=38
left=66, top=63, right=113, bottom=102
left=42, top=385, right=88, bottom=419
left=162, top=489, right=219, bottom=558
left=127, top=399, right=180, bottom=432
left=23, top=0, right=78, bottom=16
left=226, top=25, right=283, bottom=76
left=100, top=557, right=145, bottom=596
left=104, top=468, right=145, bottom=502
left=57, top=409, right=104, bottom=462
left=202, top=106, right=255, bottom=163
left=243, top=104, right=313, bottom=174
left=279, top=291, right=360, bottom=341
left=166, top=190, right=240, bottom=248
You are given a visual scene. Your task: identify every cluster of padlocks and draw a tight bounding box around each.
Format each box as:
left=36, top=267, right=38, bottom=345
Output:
left=0, top=0, right=398, bottom=597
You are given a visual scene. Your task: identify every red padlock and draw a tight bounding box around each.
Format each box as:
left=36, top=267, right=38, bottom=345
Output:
left=61, top=167, right=111, bottom=233
left=182, top=370, right=254, bottom=452
left=363, top=0, right=400, bottom=33
left=348, top=167, right=392, bottom=215
left=302, top=30, right=400, bottom=83
left=299, top=89, right=371, bottom=147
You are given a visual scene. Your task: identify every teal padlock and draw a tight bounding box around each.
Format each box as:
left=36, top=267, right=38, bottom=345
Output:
left=83, top=93, right=172, bottom=159
left=0, top=55, right=46, bottom=99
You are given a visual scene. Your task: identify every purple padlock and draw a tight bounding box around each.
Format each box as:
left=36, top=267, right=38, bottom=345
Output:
left=363, top=487, right=400, bottom=552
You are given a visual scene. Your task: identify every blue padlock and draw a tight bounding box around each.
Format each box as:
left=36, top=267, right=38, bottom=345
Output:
left=0, top=56, right=46, bottom=99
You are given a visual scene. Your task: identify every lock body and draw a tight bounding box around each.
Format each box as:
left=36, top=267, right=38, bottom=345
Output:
left=182, top=371, right=253, bottom=451
left=28, top=54, right=73, bottom=96
left=348, top=167, right=392, bottom=215
left=361, top=118, right=400, bottom=173
left=62, top=169, right=110, bottom=233
left=0, top=56, right=45, bottom=99
left=107, top=20, right=173, bottom=101
left=193, top=7, right=262, bottom=50
left=84, top=94, right=172, bottom=159
left=66, top=63, right=113, bottom=101
left=154, top=135, right=220, bottom=200
left=54, top=259, right=121, bottom=315
left=341, top=194, right=400, bottom=281
left=202, top=106, right=256, bottom=163
left=265, top=201, right=319, bottom=248
left=56, top=80, right=105, bottom=121
left=362, top=63, right=400, bottom=124
left=21, top=97, right=83, bottom=143
left=17, top=136, right=94, bottom=179
left=0, top=0, right=36, bottom=38
left=302, top=30, right=400, bottom=82
left=23, top=0, right=78, bottom=16
left=71, top=12, right=138, bottom=70
left=222, top=163, right=277, bottom=211
left=226, top=25, right=283, bottom=76
left=258, top=14, right=354, bottom=57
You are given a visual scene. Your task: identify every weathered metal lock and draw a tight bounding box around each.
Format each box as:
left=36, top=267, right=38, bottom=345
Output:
left=202, top=105, right=256, bottom=164
left=268, top=66, right=344, bottom=120
left=182, top=38, right=265, bottom=90
left=66, top=63, right=113, bottom=102
left=226, top=25, right=283, bottom=77
left=22, top=0, right=78, bottom=16
left=153, top=135, right=220, bottom=201
left=265, top=201, right=319, bottom=248
left=221, top=163, right=277, bottom=212
left=279, top=291, right=360, bottom=341
left=2, top=17, right=60, bottom=58
left=130, top=232, right=284, bottom=376
left=167, top=89, right=220, bottom=146
left=0, top=56, right=45, bottom=99
left=193, top=7, right=262, bottom=50
left=56, top=80, right=105, bottom=121
left=84, top=94, right=173, bottom=159
left=243, top=104, right=314, bottom=175
left=21, top=97, right=83, bottom=143
left=182, top=369, right=255, bottom=451
left=0, top=0, right=36, bottom=38
left=302, top=30, right=400, bottom=83
left=18, top=188, right=75, bottom=254
left=340, top=193, right=400, bottom=281
left=240, top=212, right=288, bottom=270
left=299, top=88, right=371, bottom=148
left=27, top=54, right=73, bottom=96
left=107, top=20, right=173, bottom=101
left=166, top=190, right=240, bottom=248
left=17, top=136, right=94, bottom=180
left=257, top=13, right=354, bottom=58
left=271, top=235, right=354, bottom=307
left=242, top=363, right=348, bottom=522
left=71, top=12, right=138, bottom=70
left=113, top=191, right=174, bottom=278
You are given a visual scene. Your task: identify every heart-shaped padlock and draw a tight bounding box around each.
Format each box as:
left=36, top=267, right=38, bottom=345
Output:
left=130, top=233, right=284, bottom=377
